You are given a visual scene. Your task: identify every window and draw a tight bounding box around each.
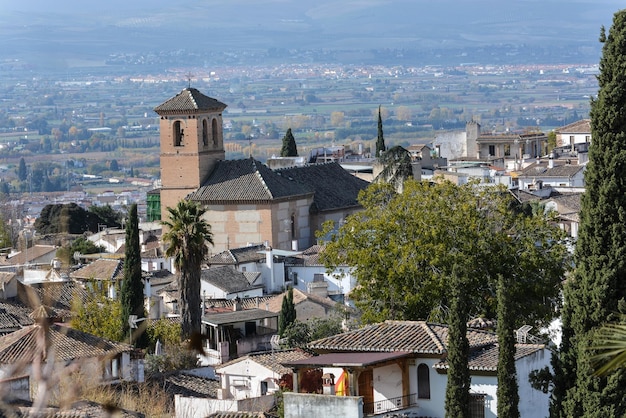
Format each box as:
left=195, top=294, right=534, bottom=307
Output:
left=469, top=394, right=485, bottom=418
left=504, top=143, right=510, bottom=156
left=202, top=119, right=209, bottom=146
left=173, top=121, right=184, bottom=146
left=585, top=135, right=591, bottom=143
left=417, top=363, right=430, bottom=399
left=488, top=145, right=495, bottom=157
left=212, top=118, right=219, bottom=145
left=293, top=272, right=298, bottom=286
left=291, top=214, right=296, bottom=240
left=261, top=381, right=268, bottom=396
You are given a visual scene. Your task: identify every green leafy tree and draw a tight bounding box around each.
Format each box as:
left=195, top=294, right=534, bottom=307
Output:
left=56, top=236, right=105, bottom=265
left=547, top=131, right=557, bottom=152
left=17, top=158, right=27, bottom=181
left=444, top=266, right=471, bottom=418
left=71, top=284, right=125, bottom=342
left=120, top=204, right=146, bottom=346
left=319, top=180, right=568, bottom=326
left=281, top=316, right=344, bottom=348
left=162, top=200, right=213, bottom=340
left=279, top=288, right=296, bottom=337
left=88, top=205, right=122, bottom=228
left=555, top=11, right=626, bottom=417
left=496, top=274, right=520, bottom=418
left=280, top=128, right=298, bottom=157
left=375, top=106, right=386, bottom=157
left=35, top=203, right=121, bottom=235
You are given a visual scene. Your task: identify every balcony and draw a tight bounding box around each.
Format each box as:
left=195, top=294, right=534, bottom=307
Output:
left=364, top=393, right=418, bottom=416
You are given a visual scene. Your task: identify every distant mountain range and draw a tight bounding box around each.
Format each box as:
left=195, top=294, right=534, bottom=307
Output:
left=1, top=0, right=622, bottom=68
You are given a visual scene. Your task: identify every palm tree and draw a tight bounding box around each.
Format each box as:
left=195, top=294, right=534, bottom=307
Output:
left=590, top=321, right=626, bottom=376
left=374, top=145, right=414, bottom=192
left=162, top=200, right=213, bottom=340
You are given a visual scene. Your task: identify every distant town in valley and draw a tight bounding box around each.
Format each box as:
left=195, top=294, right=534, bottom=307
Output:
left=0, top=47, right=598, bottom=212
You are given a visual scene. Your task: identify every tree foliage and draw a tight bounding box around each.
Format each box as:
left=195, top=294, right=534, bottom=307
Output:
left=375, top=106, right=386, bottom=157
left=34, top=203, right=122, bottom=235
left=17, top=158, right=27, bottom=181
left=162, top=200, right=213, bottom=340
left=120, top=204, right=146, bottom=346
left=56, top=236, right=105, bottom=265
left=496, top=274, right=520, bottom=418
left=444, top=267, right=471, bottom=418
left=319, top=179, right=568, bottom=327
left=555, top=10, right=626, bottom=417
left=280, top=128, right=298, bottom=157
left=71, top=284, right=125, bottom=342
left=280, top=316, right=344, bottom=348
left=279, top=288, right=296, bottom=337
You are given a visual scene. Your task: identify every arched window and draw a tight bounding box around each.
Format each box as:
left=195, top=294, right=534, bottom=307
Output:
left=173, top=121, right=184, bottom=146
left=212, top=118, right=219, bottom=146
left=417, top=363, right=430, bottom=399
left=202, top=119, right=209, bottom=146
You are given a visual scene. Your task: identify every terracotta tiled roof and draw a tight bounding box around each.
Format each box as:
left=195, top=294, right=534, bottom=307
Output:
left=556, top=119, right=591, bottom=134
left=509, top=188, right=542, bottom=204
left=188, top=158, right=314, bottom=202
left=70, top=259, right=123, bottom=281
left=154, top=88, right=227, bottom=114
left=217, top=349, right=314, bottom=377
left=276, top=162, right=370, bottom=212
left=0, top=323, right=131, bottom=364
left=162, top=371, right=220, bottom=398
left=308, top=320, right=498, bottom=354
left=205, top=412, right=272, bottom=418
left=435, top=343, right=546, bottom=372
left=16, top=400, right=145, bottom=417
left=0, top=300, right=34, bottom=333
left=548, top=192, right=582, bottom=213
left=518, top=161, right=584, bottom=178
left=18, top=281, right=88, bottom=315
left=285, top=244, right=330, bottom=266
left=3, top=245, right=57, bottom=266
left=209, top=244, right=267, bottom=265
left=263, top=288, right=337, bottom=313
left=201, top=266, right=264, bottom=295
left=204, top=296, right=274, bottom=311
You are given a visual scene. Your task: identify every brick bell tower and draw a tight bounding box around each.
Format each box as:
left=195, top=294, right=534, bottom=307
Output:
left=154, top=88, right=227, bottom=221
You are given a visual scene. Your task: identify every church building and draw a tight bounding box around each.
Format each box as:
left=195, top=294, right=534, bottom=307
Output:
left=155, top=88, right=370, bottom=254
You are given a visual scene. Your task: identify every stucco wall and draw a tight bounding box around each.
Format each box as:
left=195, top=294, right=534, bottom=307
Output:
left=284, top=392, right=363, bottom=418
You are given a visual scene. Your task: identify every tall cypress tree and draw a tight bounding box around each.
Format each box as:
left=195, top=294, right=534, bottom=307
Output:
left=280, top=128, right=298, bottom=157
left=17, top=158, right=27, bottom=181
left=120, top=203, right=145, bottom=346
left=444, top=266, right=471, bottom=418
left=496, top=274, right=520, bottom=418
left=279, top=287, right=296, bottom=336
left=375, top=106, right=386, bottom=158
left=556, top=10, right=626, bottom=417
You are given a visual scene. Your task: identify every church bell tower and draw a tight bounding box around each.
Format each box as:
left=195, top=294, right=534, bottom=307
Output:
left=154, top=88, right=227, bottom=220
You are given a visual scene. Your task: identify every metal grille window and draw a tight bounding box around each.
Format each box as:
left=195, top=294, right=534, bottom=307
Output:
left=469, top=393, right=486, bottom=418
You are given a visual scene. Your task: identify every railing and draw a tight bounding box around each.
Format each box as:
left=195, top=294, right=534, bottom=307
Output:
left=364, top=393, right=418, bottom=416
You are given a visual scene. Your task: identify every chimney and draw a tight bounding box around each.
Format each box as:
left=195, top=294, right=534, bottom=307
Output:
left=548, top=156, right=554, bottom=169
